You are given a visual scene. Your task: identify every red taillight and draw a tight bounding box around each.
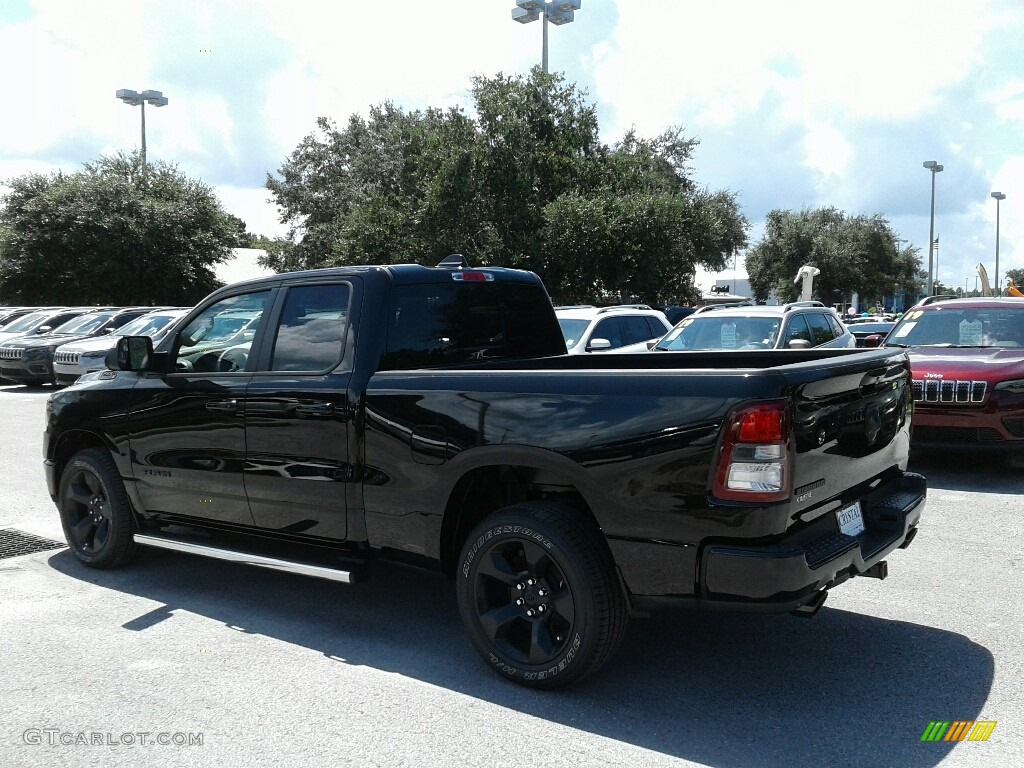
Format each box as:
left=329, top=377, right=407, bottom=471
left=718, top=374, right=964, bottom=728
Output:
left=737, top=409, right=784, bottom=442
left=713, top=400, right=791, bottom=503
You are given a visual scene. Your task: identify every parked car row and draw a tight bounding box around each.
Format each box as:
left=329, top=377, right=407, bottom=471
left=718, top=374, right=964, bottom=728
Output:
left=0, top=305, right=191, bottom=386
left=554, top=301, right=856, bottom=355
left=8, top=290, right=1023, bottom=454
left=553, top=295, right=1024, bottom=453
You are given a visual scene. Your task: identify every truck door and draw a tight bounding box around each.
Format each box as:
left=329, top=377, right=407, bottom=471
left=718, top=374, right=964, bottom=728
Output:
left=129, top=289, right=273, bottom=525
left=243, top=281, right=355, bottom=541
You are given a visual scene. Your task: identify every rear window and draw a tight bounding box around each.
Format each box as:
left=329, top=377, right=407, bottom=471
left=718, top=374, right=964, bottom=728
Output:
left=381, top=282, right=564, bottom=369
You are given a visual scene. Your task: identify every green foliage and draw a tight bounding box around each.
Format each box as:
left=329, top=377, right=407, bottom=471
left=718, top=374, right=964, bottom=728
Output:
left=745, top=208, right=923, bottom=305
left=265, top=68, right=748, bottom=304
left=0, top=151, right=236, bottom=304
left=1005, top=268, right=1024, bottom=291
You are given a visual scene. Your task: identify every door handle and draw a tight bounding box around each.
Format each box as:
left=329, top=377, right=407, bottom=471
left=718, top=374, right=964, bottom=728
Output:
left=295, top=401, right=334, bottom=417
left=206, top=399, right=239, bottom=413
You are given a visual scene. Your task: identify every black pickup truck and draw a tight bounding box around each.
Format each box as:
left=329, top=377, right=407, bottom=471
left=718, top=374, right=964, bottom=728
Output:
left=44, top=258, right=926, bottom=688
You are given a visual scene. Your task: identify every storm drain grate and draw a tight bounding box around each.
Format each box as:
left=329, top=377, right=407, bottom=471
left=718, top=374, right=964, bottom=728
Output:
left=0, top=529, right=66, bottom=560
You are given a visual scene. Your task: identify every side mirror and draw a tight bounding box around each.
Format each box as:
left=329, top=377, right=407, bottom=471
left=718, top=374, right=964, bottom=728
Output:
left=863, top=334, right=883, bottom=348
left=106, top=335, right=153, bottom=372
left=787, top=338, right=813, bottom=349
left=587, top=338, right=612, bottom=351
left=36, top=326, right=52, bottom=334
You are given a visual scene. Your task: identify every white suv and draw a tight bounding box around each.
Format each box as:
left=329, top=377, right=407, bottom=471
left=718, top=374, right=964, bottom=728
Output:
left=53, top=308, right=189, bottom=385
left=623, top=301, right=855, bottom=352
left=555, top=305, right=673, bottom=355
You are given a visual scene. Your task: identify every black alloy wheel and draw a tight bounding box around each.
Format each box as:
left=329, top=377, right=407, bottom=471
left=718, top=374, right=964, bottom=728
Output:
left=472, top=536, right=575, bottom=667
left=58, top=449, right=139, bottom=568
left=456, top=501, right=629, bottom=689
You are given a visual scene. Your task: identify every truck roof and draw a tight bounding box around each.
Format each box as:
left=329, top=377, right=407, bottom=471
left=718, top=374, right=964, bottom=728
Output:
left=213, top=263, right=542, bottom=294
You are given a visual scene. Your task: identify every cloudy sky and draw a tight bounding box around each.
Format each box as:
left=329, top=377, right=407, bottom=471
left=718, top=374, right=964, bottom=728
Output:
left=1, top=0, right=1021, bottom=293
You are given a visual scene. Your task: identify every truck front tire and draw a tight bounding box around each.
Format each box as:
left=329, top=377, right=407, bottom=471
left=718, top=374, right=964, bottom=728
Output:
left=57, top=449, right=140, bottom=568
left=455, top=501, right=629, bottom=689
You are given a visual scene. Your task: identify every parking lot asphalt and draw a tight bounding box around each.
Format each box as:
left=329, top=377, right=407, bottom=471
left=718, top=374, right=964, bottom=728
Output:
left=1, top=384, right=1022, bottom=768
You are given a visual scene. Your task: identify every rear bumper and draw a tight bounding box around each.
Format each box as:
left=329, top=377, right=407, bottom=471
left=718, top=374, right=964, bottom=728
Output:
left=696, top=471, right=926, bottom=612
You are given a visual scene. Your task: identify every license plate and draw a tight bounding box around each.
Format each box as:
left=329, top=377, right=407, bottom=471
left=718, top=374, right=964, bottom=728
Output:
left=837, top=501, right=865, bottom=537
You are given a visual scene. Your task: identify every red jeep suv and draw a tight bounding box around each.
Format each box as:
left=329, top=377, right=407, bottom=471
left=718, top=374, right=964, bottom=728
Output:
left=882, top=298, right=1024, bottom=449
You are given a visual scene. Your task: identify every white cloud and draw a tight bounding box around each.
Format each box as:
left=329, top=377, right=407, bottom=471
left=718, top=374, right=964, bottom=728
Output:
left=802, top=122, right=852, bottom=178
left=1, top=0, right=1021, bottom=292
left=592, top=0, right=1004, bottom=167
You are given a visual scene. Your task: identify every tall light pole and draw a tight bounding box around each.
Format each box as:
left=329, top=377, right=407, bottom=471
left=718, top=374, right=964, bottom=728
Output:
left=923, top=160, right=943, bottom=296
left=511, top=0, right=581, bottom=74
left=992, top=191, right=1006, bottom=297
left=894, top=238, right=908, bottom=310
left=116, top=89, right=169, bottom=165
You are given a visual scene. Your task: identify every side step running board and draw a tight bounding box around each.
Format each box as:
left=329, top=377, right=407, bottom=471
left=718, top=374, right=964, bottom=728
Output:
left=133, top=534, right=359, bottom=584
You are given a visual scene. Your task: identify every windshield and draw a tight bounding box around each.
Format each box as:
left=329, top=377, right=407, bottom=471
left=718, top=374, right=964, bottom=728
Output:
left=558, top=318, right=591, bottom=350
left=51, top=312, right=116, bottom=335
left=654, top=316, right=781, bottom=350
left=1, top=312, right=49, bottom=333
left=115, top=313, right=181, bottom=338
left=887, top=307, right=1024, bottom=348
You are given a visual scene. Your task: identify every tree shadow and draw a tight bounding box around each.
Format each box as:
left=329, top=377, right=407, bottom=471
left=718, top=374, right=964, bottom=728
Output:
left=46, top=548, right=993, bottom=768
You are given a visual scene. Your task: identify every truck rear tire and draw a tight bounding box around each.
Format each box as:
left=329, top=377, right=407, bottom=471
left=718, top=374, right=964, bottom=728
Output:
left=455, top=501, right=629, bottom=689
left=57, top=449, right=140, bottom=568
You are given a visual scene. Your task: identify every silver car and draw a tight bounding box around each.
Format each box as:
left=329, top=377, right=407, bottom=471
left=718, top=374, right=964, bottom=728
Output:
left=52, top=308, right=189, bottom=385
left=620, top=301, right=855, bottom=352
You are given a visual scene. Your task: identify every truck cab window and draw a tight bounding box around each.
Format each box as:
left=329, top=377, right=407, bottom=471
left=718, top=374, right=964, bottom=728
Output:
left=172, top=291, right=270, bottom=373
left=269, top=284, right=351, bottom=371
left=381, top=282, right=564, bottom=370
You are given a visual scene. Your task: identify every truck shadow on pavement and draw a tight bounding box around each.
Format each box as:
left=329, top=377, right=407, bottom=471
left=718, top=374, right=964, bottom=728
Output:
left=910, top=450, right=1024, bottom=493
left=47, top=548, right=992, bottom=768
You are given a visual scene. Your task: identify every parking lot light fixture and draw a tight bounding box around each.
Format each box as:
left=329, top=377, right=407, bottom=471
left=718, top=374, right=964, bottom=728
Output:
left=923, top=160, right=944, bottom=296
left=511, top=0, right=581, bottom=73
left=116, top=88, right=169, bottom=165
left=991, top=192, right=1006, bottom=296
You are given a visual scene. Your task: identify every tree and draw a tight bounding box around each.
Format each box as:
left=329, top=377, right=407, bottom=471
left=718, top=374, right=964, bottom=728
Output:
left=264, top=102, right=485, bottom=271
left=1005, top=268, right=1024, bottom=292
left=0, top=151, right=238, bottom=305
left=745, top=208, right=922, bottom=305
left=265, top=69, right=748, bottom=304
